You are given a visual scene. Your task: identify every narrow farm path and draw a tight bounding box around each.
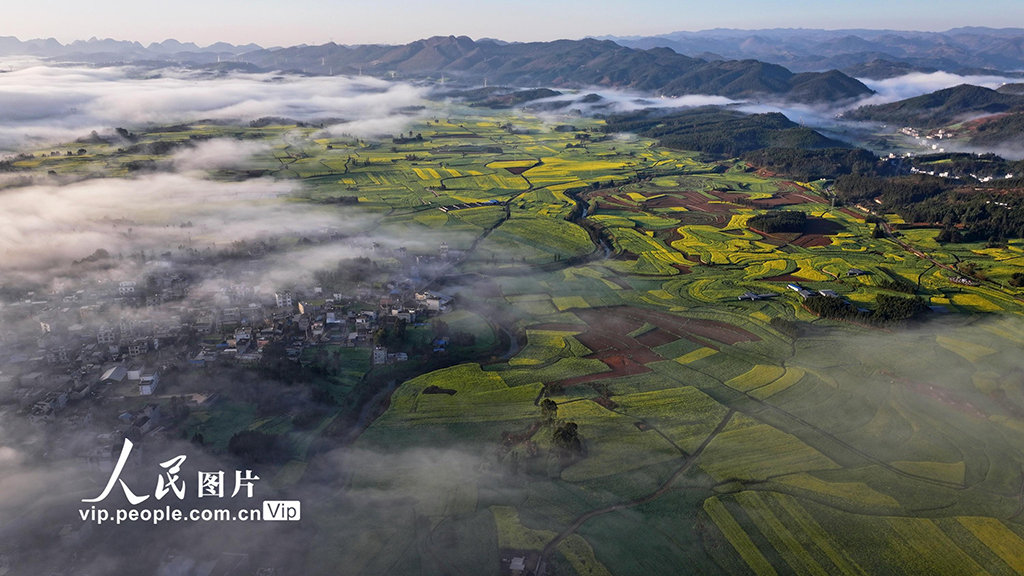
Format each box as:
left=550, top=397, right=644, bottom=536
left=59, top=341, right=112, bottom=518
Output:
left=537, top=409, right=736, bottom=565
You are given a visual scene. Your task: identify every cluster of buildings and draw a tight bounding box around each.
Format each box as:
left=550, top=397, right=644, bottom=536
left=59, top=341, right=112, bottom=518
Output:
left=740, top=271, right=868, bottom=303
left=0, top=273, right=195, bottom=429
left=900, top=126, right=954, bottom=151
left=239, top=285, right=450, bottom=365
left=899, top=126, right=922, bottom=138
left=909, top=164, right=1017, bottom=183
left=905, top=127, right=956, bottom=141
left=737, top=291, right=777, bottom=301
left=0, top=240, right=469, bottom=573
left=437, top=199, right=501, bottom=212
left=951, top=276, right=980, bottom=286
left=0, top=246, right=460, bottom=433
left=787, top=283, right=839, bottom=300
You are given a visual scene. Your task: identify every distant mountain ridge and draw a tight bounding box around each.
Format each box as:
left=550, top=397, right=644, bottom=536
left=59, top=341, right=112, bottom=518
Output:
left=8, top=27, right=1024, bottom=78
left=599, top=27, right=1024, bottom=77
left=0, top=36, right=261, bottom=59
left=0, top=34, right=873, bottom=104
left=0, top=34, right=872, bottom=104
left=237, top=36, right=872, bottom=104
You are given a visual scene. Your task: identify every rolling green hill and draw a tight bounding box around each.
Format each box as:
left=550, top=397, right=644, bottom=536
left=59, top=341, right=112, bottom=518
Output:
left=742, top=147, right=882, bottom=179
left=605, top=107, right=846, bottom=156
left=969, top=112, right=1024, bottom=147
left=843, top=84, right=1024, bottom=127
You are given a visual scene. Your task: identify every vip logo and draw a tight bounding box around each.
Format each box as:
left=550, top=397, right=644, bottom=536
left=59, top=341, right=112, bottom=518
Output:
left=262, top=500, right=301, bottom=521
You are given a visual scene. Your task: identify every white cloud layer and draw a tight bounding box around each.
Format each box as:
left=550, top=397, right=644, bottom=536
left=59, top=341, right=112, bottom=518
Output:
left=0, top=173, right=349, bottom=274
left=0, top=59, right=430, bottom=150
left=857, top=72, right=1019, bottom=106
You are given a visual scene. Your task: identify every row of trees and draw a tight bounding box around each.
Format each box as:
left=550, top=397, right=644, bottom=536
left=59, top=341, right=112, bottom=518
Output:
left=742, top=147, right=881, bottom=180
left=748, top=210, right=807, bottom=233
left=227, top=430, right=288, bottom=464
left=803, top=294, right=927, bottom=326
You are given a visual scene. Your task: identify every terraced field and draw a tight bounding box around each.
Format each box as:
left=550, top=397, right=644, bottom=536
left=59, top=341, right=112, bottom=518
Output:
left=326, top=113, right=1024, bottom=576
left=18, top=109, right=1024, bottom=575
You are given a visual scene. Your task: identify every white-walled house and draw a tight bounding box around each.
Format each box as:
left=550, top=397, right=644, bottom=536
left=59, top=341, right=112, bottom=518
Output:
left=139, top=371, right=160, bottom=395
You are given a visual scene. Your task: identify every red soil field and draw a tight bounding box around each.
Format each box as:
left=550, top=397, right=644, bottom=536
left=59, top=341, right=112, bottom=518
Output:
left=643, top=190, right=736, bottom=227
left=532, top=306, right=759, bottom=386
left=634, top=328, right=678, bottom=347
left=761, top=273, right=810, bottom=283
left=790, top=235, right=832, bottom=248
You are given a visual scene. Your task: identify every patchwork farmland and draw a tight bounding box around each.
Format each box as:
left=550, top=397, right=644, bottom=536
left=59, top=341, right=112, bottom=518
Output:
left=14, top=109, right=1024, bottom=575
left=290, top=114, right=1024, bottom=574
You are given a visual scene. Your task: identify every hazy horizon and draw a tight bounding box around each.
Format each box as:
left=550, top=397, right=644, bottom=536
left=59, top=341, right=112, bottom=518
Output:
left=5, top=0, right=1024, bottom=47
left=11, top=25, right=1024, bottom=50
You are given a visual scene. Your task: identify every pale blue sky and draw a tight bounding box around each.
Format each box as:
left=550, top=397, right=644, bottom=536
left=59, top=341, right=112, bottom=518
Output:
left=9, top=0, right=1024, bottom=46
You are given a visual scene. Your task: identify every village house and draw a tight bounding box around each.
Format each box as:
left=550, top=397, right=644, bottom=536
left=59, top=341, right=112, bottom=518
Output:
left=96, top=326, right=117, bottom=345
left=70, top=380, right=93, bottom=400
left=738, top=291, right=776, bottom=301
left=787, top=283, right=815, bottom=300
left=127, top=339, right=149, bottom=357
left=274, top=291, right=293, bottom=308
left=100, top=365, right=127, bottom=384
left=190, top=350, right=218, bottom=366
left=127, top=362, right=146, bottom=381
left=139, top=370, right=160, bottom=395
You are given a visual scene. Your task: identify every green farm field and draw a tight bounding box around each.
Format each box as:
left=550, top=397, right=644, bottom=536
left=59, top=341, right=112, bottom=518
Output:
left=18, top=109, right=1024, bottom=576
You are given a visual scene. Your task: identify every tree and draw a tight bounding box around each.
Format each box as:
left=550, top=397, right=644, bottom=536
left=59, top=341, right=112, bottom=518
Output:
left=169, top=396, right=191, bottom=421
left=748, top=211, right=806, bottom=233
left=540, top=399, right=558, bottom=421
left=258, top=341, right=302, bottom=384
left=432, top=319, right=449, bottom=337
left=393, top=319, right=407, bottom=341
left=310, top=386, right=336, bottom=405
left=552, top=422, right=583, bottom=454
left=228, top=430, right=284, bottom=464
left=452, top=331, right=476, bottom=347
left=293, top=406, right=327, bottom=428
